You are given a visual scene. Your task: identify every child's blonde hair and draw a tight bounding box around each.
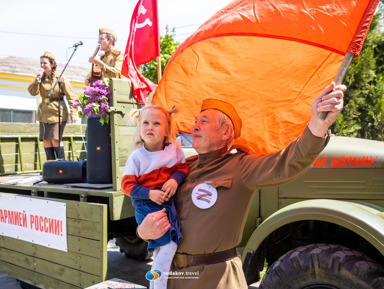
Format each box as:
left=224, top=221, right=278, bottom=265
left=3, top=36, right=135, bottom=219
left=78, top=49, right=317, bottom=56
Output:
left=130, top=105, right=178, bottom=151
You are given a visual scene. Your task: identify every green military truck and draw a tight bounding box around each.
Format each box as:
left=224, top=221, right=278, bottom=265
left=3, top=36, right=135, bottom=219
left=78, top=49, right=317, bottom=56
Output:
left=241, top=135, right=384, bottom=288
left=0, top=78, right=383, bottom=289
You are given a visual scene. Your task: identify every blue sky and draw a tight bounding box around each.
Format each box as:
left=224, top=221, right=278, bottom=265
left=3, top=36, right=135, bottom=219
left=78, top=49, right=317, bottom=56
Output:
left=0, top=0, right=232, bottom=68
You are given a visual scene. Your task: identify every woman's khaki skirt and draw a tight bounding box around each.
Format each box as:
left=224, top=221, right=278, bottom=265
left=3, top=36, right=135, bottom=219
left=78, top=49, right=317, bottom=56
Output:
left=39, top=122, right=67, bottom=141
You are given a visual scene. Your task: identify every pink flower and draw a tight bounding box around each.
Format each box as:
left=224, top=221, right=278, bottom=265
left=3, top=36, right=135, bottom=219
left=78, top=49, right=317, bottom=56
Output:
left=75, top=79, right=111, bottom=124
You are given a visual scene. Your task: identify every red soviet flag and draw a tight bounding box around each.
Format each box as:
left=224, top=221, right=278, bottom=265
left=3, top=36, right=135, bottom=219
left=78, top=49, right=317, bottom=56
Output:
left=133, top=0, right=160, bottom=65
left=122, top=0, right=159, bottom=103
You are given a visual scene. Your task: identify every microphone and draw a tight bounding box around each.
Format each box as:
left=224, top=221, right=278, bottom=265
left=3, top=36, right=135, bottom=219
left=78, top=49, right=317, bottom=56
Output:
left=36, top=68, right=44, bottom=80
left=72, top=41, right=83, bottom=47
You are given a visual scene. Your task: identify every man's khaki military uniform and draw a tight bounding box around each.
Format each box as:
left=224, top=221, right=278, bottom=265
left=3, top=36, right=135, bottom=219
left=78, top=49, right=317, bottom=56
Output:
left=169, top=126, right=329, bottom=289
left=87, top=49, right=125, bottom=83
left=28, top=73, right=77, bottom=123
left=99, top=49, right=124, bottom=80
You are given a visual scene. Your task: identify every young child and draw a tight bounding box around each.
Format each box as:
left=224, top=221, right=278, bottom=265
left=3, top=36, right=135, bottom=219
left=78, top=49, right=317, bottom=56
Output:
left=121, top=105, right=188, bottom=289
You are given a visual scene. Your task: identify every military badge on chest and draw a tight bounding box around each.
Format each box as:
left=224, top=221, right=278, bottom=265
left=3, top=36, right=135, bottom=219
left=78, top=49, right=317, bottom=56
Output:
left=191, top=182, right=217, bottom=209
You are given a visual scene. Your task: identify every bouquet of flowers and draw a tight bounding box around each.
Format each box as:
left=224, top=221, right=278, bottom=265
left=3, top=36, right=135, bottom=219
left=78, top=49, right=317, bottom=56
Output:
left=73, top=79, right=111, bottom=125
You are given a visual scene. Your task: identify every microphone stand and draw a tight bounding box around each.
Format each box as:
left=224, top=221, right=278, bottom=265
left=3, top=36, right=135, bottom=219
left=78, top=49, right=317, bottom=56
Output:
left=47, top=45, right=80, bottom=160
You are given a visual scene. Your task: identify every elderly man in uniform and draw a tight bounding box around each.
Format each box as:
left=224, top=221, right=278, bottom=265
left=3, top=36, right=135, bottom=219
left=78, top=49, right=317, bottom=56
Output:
left=86, top=28, right=124, bottom=85
left=137, top=82, right=346, bottom=288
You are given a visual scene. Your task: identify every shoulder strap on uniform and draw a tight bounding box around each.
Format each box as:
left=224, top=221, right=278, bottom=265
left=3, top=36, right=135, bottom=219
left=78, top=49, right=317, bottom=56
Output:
left=186, top=155, right=198, bottom=162
left=222, top=144, right=250, bottom=156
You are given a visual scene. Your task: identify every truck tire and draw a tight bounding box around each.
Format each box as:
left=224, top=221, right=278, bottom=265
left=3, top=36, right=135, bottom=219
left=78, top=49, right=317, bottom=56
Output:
left=260, top=243, right=384, bottom=289
left=115, top=236, right=152, bottom=261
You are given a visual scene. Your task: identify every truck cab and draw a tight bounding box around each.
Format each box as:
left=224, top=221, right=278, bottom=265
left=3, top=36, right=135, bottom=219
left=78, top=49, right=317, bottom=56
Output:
left=241, top=135, right=384, bottom=288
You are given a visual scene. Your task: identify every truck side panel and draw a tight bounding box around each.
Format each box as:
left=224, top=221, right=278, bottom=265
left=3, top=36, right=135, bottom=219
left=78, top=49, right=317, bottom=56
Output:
left=280, top=169, right=384, bottom=201
left=0, top=124, right=87, bottom=175
left=110, top=78, right=138, bottom=192
left=0, top=195, right=108, bottom=289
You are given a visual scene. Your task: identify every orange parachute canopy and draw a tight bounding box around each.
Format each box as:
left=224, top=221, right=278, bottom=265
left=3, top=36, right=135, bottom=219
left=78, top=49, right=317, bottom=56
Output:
left=152, top=0, right=380, bottom=155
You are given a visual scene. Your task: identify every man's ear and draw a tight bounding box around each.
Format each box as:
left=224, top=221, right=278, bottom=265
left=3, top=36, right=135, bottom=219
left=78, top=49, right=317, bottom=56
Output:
left=221, top=124, right=233, bottom=141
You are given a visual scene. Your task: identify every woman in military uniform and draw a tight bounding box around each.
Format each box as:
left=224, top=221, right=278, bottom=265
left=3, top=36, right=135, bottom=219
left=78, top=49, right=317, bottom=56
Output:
left=28, top=52, right=78, bottom=160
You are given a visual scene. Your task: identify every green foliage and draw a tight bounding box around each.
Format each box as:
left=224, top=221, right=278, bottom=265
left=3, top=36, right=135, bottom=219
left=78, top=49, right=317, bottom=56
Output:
left=331, top=4, right=384, bottom=141
left=141, top=27, right=180, bottom=84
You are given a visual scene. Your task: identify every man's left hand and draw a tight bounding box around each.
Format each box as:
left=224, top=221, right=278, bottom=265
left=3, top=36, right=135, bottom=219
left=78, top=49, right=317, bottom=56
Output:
left=308, top=82, right=346, bottom=137
left=88, top=57, right=104, bottom=68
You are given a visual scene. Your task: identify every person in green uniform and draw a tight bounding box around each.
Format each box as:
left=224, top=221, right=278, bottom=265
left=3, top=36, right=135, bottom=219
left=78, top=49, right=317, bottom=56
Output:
left=28, top=52, right=78, bottom=160
left=86, top=28, right=124, bottom=86
left=136, top=82, right=346, bottom=289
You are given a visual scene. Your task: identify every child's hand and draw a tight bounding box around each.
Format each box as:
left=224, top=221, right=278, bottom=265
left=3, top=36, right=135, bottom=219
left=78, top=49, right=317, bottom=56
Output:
left=162, top=179, right=178, bottom=198
left=149, top=189, right=168, bottom=205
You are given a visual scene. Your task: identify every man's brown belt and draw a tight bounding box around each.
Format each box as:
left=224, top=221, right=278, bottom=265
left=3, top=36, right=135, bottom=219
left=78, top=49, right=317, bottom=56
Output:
left=173, top=248, right=238, bottom=268
left=43, top=97, right=64, bottom=103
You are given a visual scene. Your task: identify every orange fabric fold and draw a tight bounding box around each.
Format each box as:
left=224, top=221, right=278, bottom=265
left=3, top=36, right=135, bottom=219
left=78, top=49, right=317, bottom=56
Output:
left=152, top=0, right=379, bottom=155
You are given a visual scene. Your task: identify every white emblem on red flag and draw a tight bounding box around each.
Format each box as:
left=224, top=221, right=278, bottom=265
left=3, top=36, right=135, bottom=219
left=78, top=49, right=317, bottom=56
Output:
left=137, top=6, right=153, bottom=28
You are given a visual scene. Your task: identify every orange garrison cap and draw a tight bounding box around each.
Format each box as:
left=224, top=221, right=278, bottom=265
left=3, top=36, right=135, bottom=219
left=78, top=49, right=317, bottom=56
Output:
left=201, top=99, right=242, bottom=139
left=42, top=51, right=55, bottom=61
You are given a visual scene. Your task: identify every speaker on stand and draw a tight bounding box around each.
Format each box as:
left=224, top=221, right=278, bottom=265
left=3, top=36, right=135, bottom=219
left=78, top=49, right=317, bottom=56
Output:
left=86, top=115, right=112, bottom=183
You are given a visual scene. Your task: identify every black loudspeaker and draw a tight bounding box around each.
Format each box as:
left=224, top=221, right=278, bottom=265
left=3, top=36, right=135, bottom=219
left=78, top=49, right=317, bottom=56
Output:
left=86, top=115, right=112, bottom=183
left=42, top=160, right=87, bottom=184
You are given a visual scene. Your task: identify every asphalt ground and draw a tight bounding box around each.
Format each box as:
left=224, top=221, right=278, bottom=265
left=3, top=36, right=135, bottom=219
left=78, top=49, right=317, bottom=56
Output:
left=0, top=239, right=260, bottom=288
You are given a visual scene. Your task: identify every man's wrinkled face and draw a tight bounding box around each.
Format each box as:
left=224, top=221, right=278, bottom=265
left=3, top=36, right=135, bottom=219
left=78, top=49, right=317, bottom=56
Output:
left=192, top=110, right=226, bottom=154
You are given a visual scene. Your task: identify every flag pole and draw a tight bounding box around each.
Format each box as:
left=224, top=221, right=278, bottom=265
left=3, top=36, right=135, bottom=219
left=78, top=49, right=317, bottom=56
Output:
left=157, top=56, right=162, bottom=81
left=319, top=51, right=354, bottom=119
